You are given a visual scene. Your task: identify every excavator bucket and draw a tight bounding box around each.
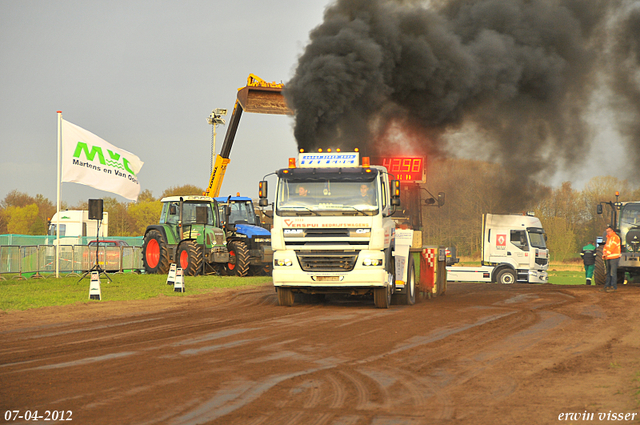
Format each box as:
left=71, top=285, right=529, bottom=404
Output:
left=236, top=74, right=292, bottom=115
left=204, top=74, right=292, bottom=197
left=237, top=85, right=291, bottom=114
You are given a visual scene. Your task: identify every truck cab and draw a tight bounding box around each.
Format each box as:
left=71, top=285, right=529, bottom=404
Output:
left=447, top=213, right=549, bottom=284
left=260, top=150, right=402, bottom=307
left=47, top=210, right=109, bottom=245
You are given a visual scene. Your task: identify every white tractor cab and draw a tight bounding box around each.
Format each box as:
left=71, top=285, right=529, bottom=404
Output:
left=446, top=213, right=549, bottom=284
left=259, top=150, right=408, bottom=308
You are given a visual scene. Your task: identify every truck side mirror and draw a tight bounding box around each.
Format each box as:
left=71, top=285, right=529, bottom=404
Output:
left=259, top=181, right=268, bottom=207
left=169, top=204, right=177, bottom=215
left=597, top=204, right=602, bottom=215
left=437, top=192, right=445, bottom=207
left=391, top=180, right=401, bottom=206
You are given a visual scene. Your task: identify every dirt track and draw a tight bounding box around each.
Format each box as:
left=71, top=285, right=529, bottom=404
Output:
left=2, top=282, right=640, bottom=425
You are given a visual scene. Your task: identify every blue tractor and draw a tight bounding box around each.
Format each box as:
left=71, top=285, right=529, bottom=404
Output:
left=215, top=196, right=272, bottom=276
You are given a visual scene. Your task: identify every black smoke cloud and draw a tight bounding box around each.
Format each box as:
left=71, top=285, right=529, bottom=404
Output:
left=285, top=0, right=640, bottom=194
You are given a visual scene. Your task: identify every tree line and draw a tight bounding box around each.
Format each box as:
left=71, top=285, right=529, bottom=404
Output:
left=1, top=157, right=635, bottom=261
left=422, top=158, right=636, bottom=261
left=0, top=185, right=203, bottom=237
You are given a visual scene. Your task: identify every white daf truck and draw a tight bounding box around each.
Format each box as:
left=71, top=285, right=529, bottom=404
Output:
left=446, top=213, right=549, bottom=284
left=258, top=150, right=411, bottom=308
left=47, top=210, right=109, bottom=245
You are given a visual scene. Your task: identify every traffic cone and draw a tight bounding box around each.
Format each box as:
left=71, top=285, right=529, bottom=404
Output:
left=89, top=271, right=101, bottom=300
left=174, top=268, right=185, bottom=293
left=167, top=263, right=177, bottom=285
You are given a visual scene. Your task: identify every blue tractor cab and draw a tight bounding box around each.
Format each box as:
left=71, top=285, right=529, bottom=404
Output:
left=215, top=196, right=272, bottom=276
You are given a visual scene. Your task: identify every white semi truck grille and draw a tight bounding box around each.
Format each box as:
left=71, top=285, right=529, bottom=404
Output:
left=296, top=251, right=358, bottom=272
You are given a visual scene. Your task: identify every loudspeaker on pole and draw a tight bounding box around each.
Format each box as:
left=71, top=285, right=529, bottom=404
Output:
left=167, top=263, right=177, bottom=285
left=89, top=271, right=101, bottom=300
left=88, top=199, right=104, bottom=221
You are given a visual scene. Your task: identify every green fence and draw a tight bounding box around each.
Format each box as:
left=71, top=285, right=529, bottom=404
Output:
left=0, top=244, right=144, bottom=278
left=0, top=234, right=144, bottom=247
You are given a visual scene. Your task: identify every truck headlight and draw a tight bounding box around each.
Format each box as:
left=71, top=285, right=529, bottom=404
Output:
left=254, top=238, right=271, bottom=243
left=362, top=258, right=382, bottom=266
left=275, top=258, right=293, bottom=267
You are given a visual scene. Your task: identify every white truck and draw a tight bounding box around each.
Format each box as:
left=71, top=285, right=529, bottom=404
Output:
left=258, top=150, right=413, bottom=308
left=446, top=213, right=549, bottom=284
left=47, top=210, right=109, bottom=245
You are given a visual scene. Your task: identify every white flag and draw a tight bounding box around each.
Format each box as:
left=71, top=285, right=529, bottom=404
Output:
left=62, top=120, right=144, bottom=201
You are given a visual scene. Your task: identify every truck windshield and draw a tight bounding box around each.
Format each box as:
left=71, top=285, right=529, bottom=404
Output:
left=48, top=224, right=66, bottom=237
left=276, top=177, right=378, bottom=216
left=619, top=204, right=640, bottom=238
left=528, top=229, right=547, bottom=249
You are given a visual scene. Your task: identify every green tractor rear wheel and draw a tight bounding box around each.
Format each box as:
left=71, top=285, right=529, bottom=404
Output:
left=142, top=229, right=170, bottom=274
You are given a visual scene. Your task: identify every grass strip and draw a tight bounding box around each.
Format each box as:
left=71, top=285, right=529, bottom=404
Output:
left=0, top=273, right=271, bottom=311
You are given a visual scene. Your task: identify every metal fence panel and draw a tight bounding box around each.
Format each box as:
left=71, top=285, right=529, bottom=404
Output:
left=0, top=245, right=143, bottom=277
left=0, top=246, right=21, bottom=274
left=0, top=234, right=144, bottom=247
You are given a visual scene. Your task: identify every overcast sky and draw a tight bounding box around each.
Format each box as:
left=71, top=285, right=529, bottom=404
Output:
left=0, top=0, right=328, bottom=205
left=0, top=0, right=631, bottom=208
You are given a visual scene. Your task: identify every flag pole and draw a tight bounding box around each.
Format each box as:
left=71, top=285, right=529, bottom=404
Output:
left=56, top=111, right=62, bottom=278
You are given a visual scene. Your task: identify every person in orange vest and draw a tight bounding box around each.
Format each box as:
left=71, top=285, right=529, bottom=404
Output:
left=600, top=226, right=621, bottom=293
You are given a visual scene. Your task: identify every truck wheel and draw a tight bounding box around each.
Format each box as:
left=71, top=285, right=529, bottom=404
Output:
left=226, top=240, right=250, bottom=277
left=375, top=256, right=393, bottom=309
left=177, top=240, right=203, bottom=276
left=142, top=229, right=170, bottom=274
left=496, top=268, right=516, bottom=285
left=277, top=287, right=294, bottom=306
left=398, top=257, right=416, bottom=305
left=374, top=285, right=392, bottom=308
left=440, top=267, right=448, bottom=295
left=594, top=246, right=605, bottom=285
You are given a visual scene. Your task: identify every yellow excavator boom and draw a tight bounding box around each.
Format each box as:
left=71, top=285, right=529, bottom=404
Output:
left=204, top=75, right=292, bottom=197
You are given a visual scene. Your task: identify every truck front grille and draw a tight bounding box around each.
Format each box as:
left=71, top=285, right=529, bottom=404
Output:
left=296, top=251, right=358, bottom=272
left=535, top=257, right=548, bottom=266
left=304, top=228, right=351, bottom=238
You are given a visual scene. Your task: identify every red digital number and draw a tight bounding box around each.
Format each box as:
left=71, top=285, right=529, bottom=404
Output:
left=374, top=157, right=424, bottom=183
left=411, top=158, right=421, bottom=173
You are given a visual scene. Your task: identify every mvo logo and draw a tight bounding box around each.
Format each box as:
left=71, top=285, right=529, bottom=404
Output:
left=73, top=142, right=136, bottom=175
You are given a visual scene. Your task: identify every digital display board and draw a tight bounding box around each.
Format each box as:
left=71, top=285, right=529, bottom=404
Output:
left=370, top=157, right=426, bottom=183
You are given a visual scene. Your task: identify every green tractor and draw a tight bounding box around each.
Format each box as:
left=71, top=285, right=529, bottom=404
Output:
left=142, top=196, right=229, bottom=276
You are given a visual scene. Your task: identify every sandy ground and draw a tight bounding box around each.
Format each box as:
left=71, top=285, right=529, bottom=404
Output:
left=1, top=282, right=640, bottom=425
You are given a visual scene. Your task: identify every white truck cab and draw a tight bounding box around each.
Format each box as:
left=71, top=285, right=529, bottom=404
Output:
left=260, top=150, right=403, bottom=307
left=47, top=210, right=109, bottom=245
left=446, top=213, right=549, bottom=284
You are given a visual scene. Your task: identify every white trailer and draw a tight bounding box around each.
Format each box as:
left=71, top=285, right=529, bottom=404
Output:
left=446, top=213, right=549, bottom=284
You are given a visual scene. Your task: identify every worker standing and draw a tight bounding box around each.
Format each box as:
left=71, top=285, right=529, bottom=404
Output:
left=580, top=241, right=596, bottom=285
left=601, top=226, right=621, bottom=293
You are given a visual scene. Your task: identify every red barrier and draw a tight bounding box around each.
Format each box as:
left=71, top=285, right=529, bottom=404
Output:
left=420, top=248, right=437, bottom=292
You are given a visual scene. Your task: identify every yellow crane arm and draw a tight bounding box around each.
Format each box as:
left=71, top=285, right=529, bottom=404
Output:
left=204, top=75, right=292, bottom=197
